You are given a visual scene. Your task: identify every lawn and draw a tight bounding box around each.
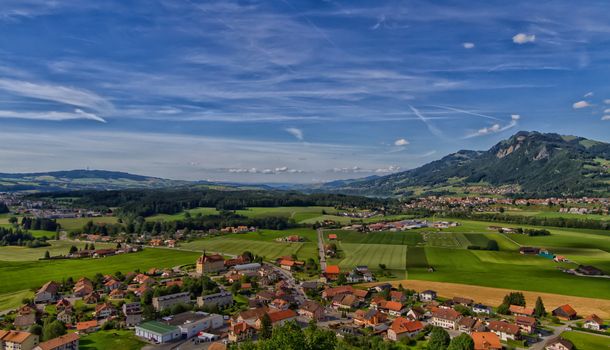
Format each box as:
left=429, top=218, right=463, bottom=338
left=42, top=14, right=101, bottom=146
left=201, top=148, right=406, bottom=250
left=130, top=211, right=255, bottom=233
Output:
left=0, top=241, right=115, bottom=262
left=326, top=230, right=424, bottom=246
left=337, top=243, right=407, bottom=270
left=80, top=330, right=146, bottom=350
left=560, top=331, right=610, bottom=350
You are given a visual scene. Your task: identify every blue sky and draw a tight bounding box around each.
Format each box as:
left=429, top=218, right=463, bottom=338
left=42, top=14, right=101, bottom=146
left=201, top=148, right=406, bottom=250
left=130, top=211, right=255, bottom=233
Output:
left=0, top=0, right=609, bottom=182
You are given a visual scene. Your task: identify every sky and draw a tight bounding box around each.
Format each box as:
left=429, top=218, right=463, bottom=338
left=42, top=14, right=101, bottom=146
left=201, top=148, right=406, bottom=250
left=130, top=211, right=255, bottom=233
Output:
left=0, top=0, right=609, bottom=183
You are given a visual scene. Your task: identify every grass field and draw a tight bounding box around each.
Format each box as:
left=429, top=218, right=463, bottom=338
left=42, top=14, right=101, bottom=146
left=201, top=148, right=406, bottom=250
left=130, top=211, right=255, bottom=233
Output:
left=80, top=330, right=145, bottom=350
left=406, top=247, right=428, bottom=268
left=337, top=243, right=407, bottom=270
left=560, top=331, right=610, bottom=350
left=0, top=290, right=33, bottom=311
left=326, top=230, right=424, bottom=246
left=0, top=240, right=114, bottom=262
left=0, top=249, right=199, bottom=297
left=501, top=209, right=610, bottom=221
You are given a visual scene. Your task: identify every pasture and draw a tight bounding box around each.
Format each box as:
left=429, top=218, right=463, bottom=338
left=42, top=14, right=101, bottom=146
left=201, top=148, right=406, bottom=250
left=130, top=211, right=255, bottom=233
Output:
left=326, top=230, right=423, bottom=246
left=80, top=330, right=145, bottom=350
left=180, top=238, right=309, bottom=261
left=560, top=331, right=610, bottom=350
left=0, top=240, right=114, bottom=262
left=337, top=243, right=407, bottom=270
left=57, top=216, right=118, bottom=231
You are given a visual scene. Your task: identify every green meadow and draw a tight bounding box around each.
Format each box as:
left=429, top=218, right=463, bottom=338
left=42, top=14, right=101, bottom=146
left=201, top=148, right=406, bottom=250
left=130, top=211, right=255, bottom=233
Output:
left=560, top=331, right=610, bottom=350
left=80, top=330, right=146, bottom=350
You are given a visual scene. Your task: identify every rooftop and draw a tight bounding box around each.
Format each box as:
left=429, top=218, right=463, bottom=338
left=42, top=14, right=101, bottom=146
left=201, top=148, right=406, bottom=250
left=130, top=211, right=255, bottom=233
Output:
left=137, top=321, right=179, bottom=334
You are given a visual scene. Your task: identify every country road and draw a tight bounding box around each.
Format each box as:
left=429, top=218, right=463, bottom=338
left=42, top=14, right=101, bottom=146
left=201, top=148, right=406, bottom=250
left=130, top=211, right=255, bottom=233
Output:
left=317, top=228, right=327, bottom=271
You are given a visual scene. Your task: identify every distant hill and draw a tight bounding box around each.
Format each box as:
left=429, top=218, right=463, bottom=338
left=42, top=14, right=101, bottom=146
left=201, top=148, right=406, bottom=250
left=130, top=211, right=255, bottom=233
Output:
left=0, top=170, right=191, bottom=192
left=320, top=131, right=610, bottom=197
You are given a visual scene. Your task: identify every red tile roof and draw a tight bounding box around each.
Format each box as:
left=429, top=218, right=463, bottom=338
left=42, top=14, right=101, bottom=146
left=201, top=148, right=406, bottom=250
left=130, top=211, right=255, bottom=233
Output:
left=488, top=321, right=520, bottom=335
left=36, top=333, right=79, bottom=350
left=390, top=317, right=423, bottom=334
left=267, top=309, right=297, bottom=323
left=471, top=332, right=501, bottom=350
left=325, top=265, right=340, bottom=274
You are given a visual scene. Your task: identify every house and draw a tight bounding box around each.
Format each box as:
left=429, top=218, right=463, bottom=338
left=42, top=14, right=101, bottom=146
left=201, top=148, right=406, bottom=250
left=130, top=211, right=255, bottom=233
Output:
left=406, top=307, right=426, bottom=321
left=419, top=290, right=437, bottom=302
left=332, top=294, right=358, bottom=310
left=257, top=309, right=297, bottom=328
left=269, top=298, right=290, bottom=310
left=135, top=321, right=181, bottom=343
left=488, top=321, right=520, bottom=341
left=56, top=309, right=74, bottom=324
left=104, top=278, right=121, bottom=292
left=33, top=333, right=79, bottom=350
left=583, top=314, right=604, bottom=331
left=471, top=332, right=502, bottom=350
left=197, top=291, right=234, bottom=309
left=95, top=302, right=116, bottom=319
left=73, top=278, right=94, bottom=297
left=83, top=292, right=100, bottom=304
left=122, top=302, right=143, bottom=326
left=515, top=316, right=537, bottom=334
left=387, top=318, right=424, bottom=341
left=34, top=281, right=59, bottom=304
left=380, top=301, right=407, bottom=317
left=109, top=289, right=127, bottom=299
left=322, top=286, right=354, bottom=299
left=152, top=292, right=190, bottom=311
left=324, top=265, right=341, bottom=280
left=75, top=320, right=99, bottom=333
left=353, top=289, right=369, bottom=301
left=0, top=330, right=39, bottom=350
left=14, top=305, right=38, bottom=329
left=472, top=304, right=492, bottom=315
left=430, top=308, right=462, bottom=329
left=196, top=253, right=225, bottom=274
left=353, top=309, right=387, bottom=328
left=545, top=337, right=574, bottom=350
left=458, top=316, right=479, bottom=333
left=509, top=305, right=534, bottom=317
left=236, top=307, right=269, bottom=327
left=279, top=259, right=295, bottom=271
left=390, top=291, right=406, bottom=303
left=298, top=301, right=325, bottom=321
left=228, top=322, right=255, bottom=343
left=55, top=299, right=71, bottom=312
left=552, top=304, right=577, bottom=320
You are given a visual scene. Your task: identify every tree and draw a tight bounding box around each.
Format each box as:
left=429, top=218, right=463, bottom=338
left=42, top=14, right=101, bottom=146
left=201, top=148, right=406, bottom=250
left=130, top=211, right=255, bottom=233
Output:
left=29, top=324, right=43, bottom=336
left=534, top=296, right=546, bottom=318
left=448, top=333, right=474, bottom=350
left=428, top=326, right=451, bottom=350
left=8, top=216, right=17, bottom=225
left=69, top=245, right=78, bottom=254
left=502, top=292, right=525, bottom=307
left=44, top=250, right=50, bottom=259
left=304, top=321, right=336, bottom=350
left=42, top=319, right=66, bottom=341
left=259, top=313, right=272, bottom=340
left=496, top=303, right=510, bottom=315
left=336, top=273, right=347, bottom=285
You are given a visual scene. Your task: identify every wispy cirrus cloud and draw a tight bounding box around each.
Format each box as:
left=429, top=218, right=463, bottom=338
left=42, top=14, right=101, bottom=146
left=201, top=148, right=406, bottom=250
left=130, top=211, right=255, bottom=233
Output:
left=465, top=115, right=520, bottom=138
left=285, top=127, right=304, bottom=140
left=0, top=109, right=106, bottom=123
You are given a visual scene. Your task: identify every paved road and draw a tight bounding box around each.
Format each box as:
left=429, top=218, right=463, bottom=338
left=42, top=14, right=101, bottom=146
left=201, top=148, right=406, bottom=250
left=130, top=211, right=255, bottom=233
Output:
left=317, top=228, right=327, bottom=271
left=265, top=262, right=306, bottom=305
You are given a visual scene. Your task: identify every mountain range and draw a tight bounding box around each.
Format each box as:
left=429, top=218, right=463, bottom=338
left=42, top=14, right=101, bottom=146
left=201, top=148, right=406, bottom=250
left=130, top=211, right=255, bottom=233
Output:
left=1, top=131, right=609, bottom=197
left=321, top=131, right=610, bottom=197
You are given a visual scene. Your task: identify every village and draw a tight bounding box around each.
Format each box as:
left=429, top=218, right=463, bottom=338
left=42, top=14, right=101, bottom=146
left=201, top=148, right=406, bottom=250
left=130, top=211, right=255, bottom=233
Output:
left=1, top=244, right=606, bottom=350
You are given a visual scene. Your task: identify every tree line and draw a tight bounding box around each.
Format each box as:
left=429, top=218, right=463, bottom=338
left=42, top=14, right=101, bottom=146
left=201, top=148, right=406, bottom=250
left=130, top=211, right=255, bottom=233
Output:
left=445, top=211, right=610, bottom=230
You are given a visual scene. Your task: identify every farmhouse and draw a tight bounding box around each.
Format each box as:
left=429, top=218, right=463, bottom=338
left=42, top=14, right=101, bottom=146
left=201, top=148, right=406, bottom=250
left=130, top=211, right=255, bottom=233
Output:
left=152, top=292, right=190, bottom=312
left=73, top=278, right=94, bottom=297
left=387, top=318, right=424, bottom=341
left=324, top=265, right=341, bottom=280
left=552, top=304, right=577, bottom=320
left=471, top=332, right=502, bottom=350
left=419, top=290, right=437, bottom=302
left=135, top=321, right=181, bottom=344
left=509, top=305, right=534, bottom=317
left=34, top=281, right=59, bottom=304
left=583, top=314, right=604, bottom=330
left=545, top=337, right=574, bottom=350
left=488, top=321, right=520, bottom=341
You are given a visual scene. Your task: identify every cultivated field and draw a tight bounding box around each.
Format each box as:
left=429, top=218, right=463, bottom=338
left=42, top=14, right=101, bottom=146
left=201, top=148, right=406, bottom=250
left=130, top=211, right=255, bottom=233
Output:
left=56, top=216, right=119, bottom=231
left=0, top=240, right=114, bottom=262
left=337, top=243, right=407, bottom=270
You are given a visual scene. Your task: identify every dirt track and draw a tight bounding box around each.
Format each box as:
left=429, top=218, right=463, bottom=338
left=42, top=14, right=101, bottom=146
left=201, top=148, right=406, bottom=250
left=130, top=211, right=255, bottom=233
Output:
left=363, top=279, right=610, bottom=319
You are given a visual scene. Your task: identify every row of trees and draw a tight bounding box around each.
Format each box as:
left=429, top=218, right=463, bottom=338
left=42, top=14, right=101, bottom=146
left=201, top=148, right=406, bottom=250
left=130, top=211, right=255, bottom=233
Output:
left=0, top=227, right=49, bottom=247
left=496, top=292, right=546, bottom=318
left=446, top=211, right=610, bottom=231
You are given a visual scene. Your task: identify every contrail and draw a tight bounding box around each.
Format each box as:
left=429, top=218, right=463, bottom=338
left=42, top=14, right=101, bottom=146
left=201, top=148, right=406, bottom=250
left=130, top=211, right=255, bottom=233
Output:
left=409, top=105, right=444, bottom=139
left=430, top=105, right=502, bottom=121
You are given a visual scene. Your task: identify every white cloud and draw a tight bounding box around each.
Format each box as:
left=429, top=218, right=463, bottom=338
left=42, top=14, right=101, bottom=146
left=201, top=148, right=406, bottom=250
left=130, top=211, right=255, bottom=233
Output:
left=605, top=99, right=610, bottom=104
left=462, top=42, right=475, bottom=49
left=375, top=165, right=401, bottom=173
left=602, top=115, right=610, bottom=121
left=0, top=109, right=106, bottom=123
left=331, top=165, right=401, bottom=174
left=604, top=109, right=610, bottom=114
left=0, top=78, right=112, bottom=112
left=512, top=33, right=536, bottom=44
left=465, top=114, right=520, bottom=138
left=584, top=91, right=594, bottom=98
left=285, top=127, right=304, bottom=140
left=394, top=138, right=409, bottom=146
left=226, top=166, right=304, bottom=175
left=572, top=100, right=591, bottom=109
